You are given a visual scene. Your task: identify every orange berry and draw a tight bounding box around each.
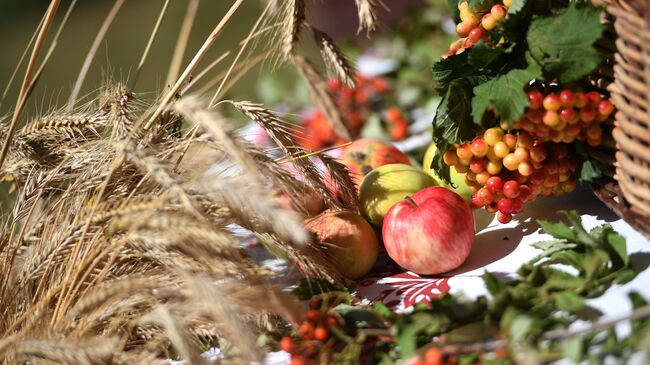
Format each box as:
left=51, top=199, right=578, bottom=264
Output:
left=476, top=171, right=491, bottom=185
left=280, top=337, right=297, bottom=354
left=305, top=310, right=321, bottom=323
left=325, top=314, right=338, bottom=327
left=443, top=150, right=460, bottom=166
left=314, top=326, right=329, bottom=341
left=456, top=144, right=473, bottom=160
left=503, top=134, right=517, bottom=149
left=298, top=322, right=314, bottom=340
left=424, top=348, right=443, bottom=365
left=493, top=141, right=509, bottom=158
left=291, top=356, right=307, bottom=365
left=503, top=153, right=520, bottom=171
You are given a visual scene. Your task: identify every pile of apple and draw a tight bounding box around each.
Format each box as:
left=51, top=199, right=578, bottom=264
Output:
left=295, top=139, right=476, bottom=282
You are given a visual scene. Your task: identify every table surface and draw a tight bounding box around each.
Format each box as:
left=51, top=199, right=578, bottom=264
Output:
left=355, top=187, right=650, bottom=340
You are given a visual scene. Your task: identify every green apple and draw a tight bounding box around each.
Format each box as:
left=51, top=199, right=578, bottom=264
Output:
left=359, top=163, right=437, bottom=226
left=422, top=143, right=473, bottom=202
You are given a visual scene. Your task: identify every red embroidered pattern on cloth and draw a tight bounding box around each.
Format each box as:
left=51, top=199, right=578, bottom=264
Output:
left=356, top=262, right=451, bottom=309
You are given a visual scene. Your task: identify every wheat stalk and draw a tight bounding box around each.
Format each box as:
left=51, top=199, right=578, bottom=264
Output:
left=312, top=28, right=357, bottom=88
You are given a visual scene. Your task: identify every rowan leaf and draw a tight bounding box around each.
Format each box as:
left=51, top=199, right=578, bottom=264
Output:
left=471, top=62, right=541, bottom=125
left=527, top=3, right=604, bottom=82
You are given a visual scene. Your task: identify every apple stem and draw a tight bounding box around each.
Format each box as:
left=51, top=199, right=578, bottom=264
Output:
left=405, top=196, right=418, bottom=208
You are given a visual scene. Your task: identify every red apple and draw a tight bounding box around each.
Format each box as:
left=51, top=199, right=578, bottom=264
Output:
left=304, top=210, right=379, bottom=279
left=382, top=187, right=474, bottom=275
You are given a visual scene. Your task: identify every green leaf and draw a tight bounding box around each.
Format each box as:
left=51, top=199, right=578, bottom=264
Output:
left=432, top=52, right=470, bottom=88
left=527, top=3, right=604, bottom=82
left=604, top=228, right=629, bottom=266
left=578, top=159, right=603, bottom=183
left=471, top=63, right=541, bottom=125
left=509, top=314, right=535, bottom=342
left=537, top=219, right=576, bottom=241
left=561, top=336, right=584, bottom=362
left=431, top=77, right=482, bottom=184
left=507, top=0, right=526, bottom=14
left=531, top=240, right=577, bottom=257
left=554, top=292, right=585, bottom=311
left=483, top=271, right=507, bottom=296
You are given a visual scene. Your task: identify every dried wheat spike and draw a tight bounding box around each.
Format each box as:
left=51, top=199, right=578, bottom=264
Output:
left=355, top=0, right=379, bottom=36
left=230, top=101, right=341, bottom=210
left=98, top=84, right=134, bottom=140
left=318, top=153, right=359, bottom=211
left=16, top=338, right=119, bottom=365
left=289, top=54, right=352, bottom=141
left=282, top=0, right=305, bottom=57
left=312, top=28, right=357, bottom=88
left=18, top=113, right=108, bottom=147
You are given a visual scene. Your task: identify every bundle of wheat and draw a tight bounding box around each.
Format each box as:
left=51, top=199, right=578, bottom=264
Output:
left=0, top=0, right=373, bottom=363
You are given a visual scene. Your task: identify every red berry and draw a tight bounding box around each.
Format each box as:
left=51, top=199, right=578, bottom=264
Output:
left=559, top=90, right=575, bottom=107
left=468, top=27, right=486, bottom=42
left=280, top=337, right=297, bottom=354
left=491, top=4, right=507, bottom=21
left=497, top=198, right=514, bottom=214
left=586, top=91, right=602, bottom=106
left=386, top=107, right=402, bottom=121
left=299, top=322, right=314, bottom=340
left=470, top=194, right=484, bottom=208
left=486, top=176, right=504, bottom=193
left=543, top=93, right=561, bottom=111
left=309, top=298, right=320, bottom=310
left=471, top=138, right=489, bottom=157
left=503, top=180, right=521, bottom=199
left=314, top=326, right=329, bottom=341
left=290, top=356, right=307, bottom=365
left=559, top=107, right=577, bottom=123
left=424, top=348, right=443, bottom=365
left=305, top=310, right=321, bottom=323
left=470, top=158, right=487, bottom=174
left=477, top=187, right=494, bottom=205
left=528, top=90, right=544, bottom=109
left=497, top=211, right=513, bottom=224
left=512, top=198, right=524, bottom=213
left=574, top=92, right=588, bottom=108
left=580, top=107, right=596, bottom=123
left=325, top=314, right=338, bottom=327
left=598, top=100, right=614, bottom=116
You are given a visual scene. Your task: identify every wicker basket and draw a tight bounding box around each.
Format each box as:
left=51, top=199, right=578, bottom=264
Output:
left=604, top=1, right=650, bottom=231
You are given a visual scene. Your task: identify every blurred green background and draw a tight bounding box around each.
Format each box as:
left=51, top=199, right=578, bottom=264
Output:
left=0, top=0, right=427, bottom=117
left=0, top=0, right=437, bottom=207
left=0, top=0, right=270, bottom=114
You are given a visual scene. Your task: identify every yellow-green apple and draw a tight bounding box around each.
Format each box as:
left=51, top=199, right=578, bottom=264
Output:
left=304, top=210, right=379, bottom=280
left=341, top=139, right=411, bottom=189
left=359, top=164, right=437, bottom=226
left=382, top=186, right=474, bottom=275
left=422, top=142, right=473, bottom=202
